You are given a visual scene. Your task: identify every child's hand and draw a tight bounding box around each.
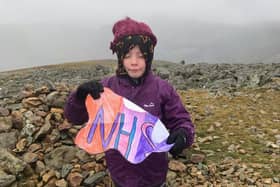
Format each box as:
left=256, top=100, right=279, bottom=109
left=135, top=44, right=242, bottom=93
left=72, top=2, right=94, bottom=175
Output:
left=167, top=129, right=186, bottom=158
left=76, top=80, right=104, bottom=100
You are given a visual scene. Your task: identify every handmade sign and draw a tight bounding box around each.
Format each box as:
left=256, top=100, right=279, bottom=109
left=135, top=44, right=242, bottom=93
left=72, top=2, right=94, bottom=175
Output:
left=75, top=87, right=173, bottom=164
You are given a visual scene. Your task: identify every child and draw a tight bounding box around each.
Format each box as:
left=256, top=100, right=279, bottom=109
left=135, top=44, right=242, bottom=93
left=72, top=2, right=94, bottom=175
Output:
left=64, top=17, right=195, bottom=187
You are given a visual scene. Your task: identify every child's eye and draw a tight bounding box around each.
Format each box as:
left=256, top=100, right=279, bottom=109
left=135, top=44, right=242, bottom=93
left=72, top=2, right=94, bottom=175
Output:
left=124, top=54, right=131, bottom=58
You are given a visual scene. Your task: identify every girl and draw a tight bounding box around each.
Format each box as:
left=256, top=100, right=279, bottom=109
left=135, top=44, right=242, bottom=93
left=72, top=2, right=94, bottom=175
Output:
left=64, top=17, right=195, bottom=187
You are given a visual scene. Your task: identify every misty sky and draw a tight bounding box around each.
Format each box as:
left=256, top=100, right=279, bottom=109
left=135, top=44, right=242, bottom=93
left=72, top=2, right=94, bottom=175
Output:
left=1, top=0, right=280, bottom=24
left=1, top=0, right=280, bottom=71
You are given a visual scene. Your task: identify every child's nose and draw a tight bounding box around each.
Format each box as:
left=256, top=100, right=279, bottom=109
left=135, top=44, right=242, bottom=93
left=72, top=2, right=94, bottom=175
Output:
left=131, top=56, right=138, bottom=64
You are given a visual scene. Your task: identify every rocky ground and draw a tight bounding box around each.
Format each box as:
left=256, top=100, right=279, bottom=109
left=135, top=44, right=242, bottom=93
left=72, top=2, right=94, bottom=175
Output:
left=0, top=61, right=279, bottom=187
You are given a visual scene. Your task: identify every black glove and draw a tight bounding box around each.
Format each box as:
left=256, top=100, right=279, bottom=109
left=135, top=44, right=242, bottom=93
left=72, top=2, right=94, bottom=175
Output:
left=76, top=80, right=104, bottom=100
left=167, top=129, right=187, bottom=157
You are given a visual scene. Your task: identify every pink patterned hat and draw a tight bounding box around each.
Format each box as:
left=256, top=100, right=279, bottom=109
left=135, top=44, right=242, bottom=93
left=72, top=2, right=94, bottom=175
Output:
left=110, top=17, right=157, bottom=52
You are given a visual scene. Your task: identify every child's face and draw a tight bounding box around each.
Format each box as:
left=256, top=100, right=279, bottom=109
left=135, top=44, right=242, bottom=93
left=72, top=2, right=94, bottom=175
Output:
left=123, top=46, right=146, bottom=78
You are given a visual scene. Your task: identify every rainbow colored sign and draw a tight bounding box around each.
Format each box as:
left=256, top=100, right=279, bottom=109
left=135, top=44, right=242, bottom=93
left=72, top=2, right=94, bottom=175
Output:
left=74, top=88, right=173, bottom=164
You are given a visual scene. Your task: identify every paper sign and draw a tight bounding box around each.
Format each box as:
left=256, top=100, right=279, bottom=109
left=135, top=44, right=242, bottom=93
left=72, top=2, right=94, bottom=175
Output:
left=74, top=87, right=173, bottom=164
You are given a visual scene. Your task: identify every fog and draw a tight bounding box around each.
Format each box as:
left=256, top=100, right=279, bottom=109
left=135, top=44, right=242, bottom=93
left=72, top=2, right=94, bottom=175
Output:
left=1, top=0, right=280, bottom=71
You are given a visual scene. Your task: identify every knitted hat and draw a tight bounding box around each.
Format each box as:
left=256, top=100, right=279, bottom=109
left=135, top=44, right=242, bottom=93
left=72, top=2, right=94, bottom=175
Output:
left=110, top=17, right=157, bottom=77
left=110, top=17, right=157, bottom=53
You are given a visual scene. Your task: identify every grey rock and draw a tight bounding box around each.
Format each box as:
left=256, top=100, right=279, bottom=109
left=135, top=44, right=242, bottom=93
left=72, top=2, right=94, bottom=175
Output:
left=221, top=167, right=235, bottom=176
left=35, top=160, right=46, bottom=174
left=61, top=164, right=73, bottom=178
left=190, top=154, right=205, bottom=164
left=275, top=134, right=280, bottom=140
left=48, top=129, right=61, bottom=143
left=22, top=152, right=38, bottom=163
left=0, top=116, right=12, bottom=132
left=246, top=177, right=256, bottom=185
left=0, top=88, right=8, bottom=99
left=156, top=67, right=170, bottom=79
left=24, top=111, right=34, bottom=119
left=0, top=131, right=18, bottom=149
left=21, top=123, right=36, bottom=137
left=33, top=119, right=51, bottom=141
left=6, top=103, right=22, bottom=111
left=83, top=171, right=106, bottom=186
left=273, top=177, right=280, bottom=183
left=0, top=148, right=26, bottom=175
left=0, top=107, right=9, bottom=116
left=76, top=149, right=91, bottom=163
left=249, top=74, right=261, bottom=87
left=44, top=146, right=78, bottom=170
left=46, top=91, right=67, bottom=108
left=0, top=169, right=16, bottom=187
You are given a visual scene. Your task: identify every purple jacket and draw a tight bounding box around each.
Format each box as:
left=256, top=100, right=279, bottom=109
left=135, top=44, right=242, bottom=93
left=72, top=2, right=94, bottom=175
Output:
left=64, top=71, right=195, bottom=187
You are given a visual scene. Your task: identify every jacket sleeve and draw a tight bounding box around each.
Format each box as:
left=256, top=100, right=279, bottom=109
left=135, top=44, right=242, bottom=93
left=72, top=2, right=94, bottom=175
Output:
left=64, top=79, right=109, bottom=125
left=64, top=90, right=89, bottom=125
left=161, top=83, right=195, bottom=148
